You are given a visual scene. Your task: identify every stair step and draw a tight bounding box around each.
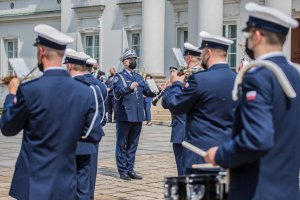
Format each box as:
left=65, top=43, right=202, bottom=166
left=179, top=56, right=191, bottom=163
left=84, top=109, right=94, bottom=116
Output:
left=151, top=120, right=171, bottom=126
left=151, top=115, right=172, bottom=121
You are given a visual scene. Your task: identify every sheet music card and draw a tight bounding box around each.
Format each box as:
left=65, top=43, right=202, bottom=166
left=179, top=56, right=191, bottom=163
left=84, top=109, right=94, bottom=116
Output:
left=8, top=58, right=31, bottom=79
left=146, top=79, right=160, bottom=94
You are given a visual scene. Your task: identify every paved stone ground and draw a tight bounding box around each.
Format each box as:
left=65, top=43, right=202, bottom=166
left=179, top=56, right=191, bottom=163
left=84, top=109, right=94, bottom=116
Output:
left=0, top=124, right=177, bottom=200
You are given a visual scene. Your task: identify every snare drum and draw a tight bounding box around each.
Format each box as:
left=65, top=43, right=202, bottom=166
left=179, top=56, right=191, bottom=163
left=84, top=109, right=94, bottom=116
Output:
left=164, top=173, right=227, bottom=200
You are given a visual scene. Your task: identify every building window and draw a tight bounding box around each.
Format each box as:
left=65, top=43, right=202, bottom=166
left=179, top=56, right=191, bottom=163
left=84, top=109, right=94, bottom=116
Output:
left=223, top=24, right=237, bottom=70
left=5, top=40, right=18, bottom=74
left=177, top=28, right=188, bottom=51
left=84, top=34, right=99, bottom=63
left=128, top=32, right=141, bottom=70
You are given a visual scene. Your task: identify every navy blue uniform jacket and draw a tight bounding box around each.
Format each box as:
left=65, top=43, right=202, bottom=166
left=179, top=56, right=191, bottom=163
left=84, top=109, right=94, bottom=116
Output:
left=162, top=64, right=236, bottom=168
left=74, top=74, right=107, bottom=155
left=113, top=70, right=156, bottom=122
left=215, top=54, right=300, bottom=200
left=0, top=69, right=102, bottom=200
left=162, top=86, right=186, bottom=144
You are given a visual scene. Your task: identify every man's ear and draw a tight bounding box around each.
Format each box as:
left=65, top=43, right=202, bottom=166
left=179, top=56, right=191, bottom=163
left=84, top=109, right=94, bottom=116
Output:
left=38, top=46, right=44, bottom=56
left=254, top=30, right=263, bottom=44
left=67, top=63, right=72, bottom=71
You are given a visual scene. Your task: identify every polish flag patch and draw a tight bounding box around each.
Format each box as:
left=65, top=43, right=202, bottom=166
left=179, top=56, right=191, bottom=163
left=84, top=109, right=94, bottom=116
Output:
left=13, top=97, right=17, bottom=105
left=246, top=91, right=257, bottom=101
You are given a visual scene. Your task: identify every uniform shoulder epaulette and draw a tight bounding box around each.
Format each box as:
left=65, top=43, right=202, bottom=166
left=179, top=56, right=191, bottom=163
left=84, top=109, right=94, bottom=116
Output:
left=20, top=77, right=40, bottom=86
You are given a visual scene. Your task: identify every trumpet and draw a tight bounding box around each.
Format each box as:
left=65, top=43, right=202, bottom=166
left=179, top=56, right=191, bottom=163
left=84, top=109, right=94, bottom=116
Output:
left=152, top=88, right=166, bottom=106
left=152, top=66, right=204, bottom=106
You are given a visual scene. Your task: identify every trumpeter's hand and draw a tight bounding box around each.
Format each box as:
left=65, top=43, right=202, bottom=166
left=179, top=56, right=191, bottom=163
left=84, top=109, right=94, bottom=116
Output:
left=9, top=78, right=20, bottom=95
left=170, top=71, right=185, bottom=83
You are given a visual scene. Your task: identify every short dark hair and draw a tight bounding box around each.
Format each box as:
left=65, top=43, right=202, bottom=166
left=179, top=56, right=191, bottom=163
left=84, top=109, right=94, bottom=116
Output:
left=259, top=29, right=287, bottom=46
left=145, top=74, right=152, bottom=79
left=97, top=71, right=105, bottom=79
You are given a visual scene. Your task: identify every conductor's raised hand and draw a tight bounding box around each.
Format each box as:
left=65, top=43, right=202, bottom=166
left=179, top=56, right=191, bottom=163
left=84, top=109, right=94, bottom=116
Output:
left=9, top=78, right=20, bottom=95
left=130, top=82, right=139, bottom=90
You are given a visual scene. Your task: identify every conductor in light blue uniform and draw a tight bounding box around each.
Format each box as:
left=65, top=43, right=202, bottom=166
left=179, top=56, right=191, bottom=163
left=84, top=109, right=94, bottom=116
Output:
left=205, top=3, right=300, bottom=200
left=113, top=50, right=156, bottom=180
left=0, top=24, right=102, bottom=200
left=162, top=33, right=236, bottom=174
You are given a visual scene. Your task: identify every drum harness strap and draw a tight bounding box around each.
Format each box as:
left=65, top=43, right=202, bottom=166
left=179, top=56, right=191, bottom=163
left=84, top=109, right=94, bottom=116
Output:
left=82, top=85, right=99, bottom=139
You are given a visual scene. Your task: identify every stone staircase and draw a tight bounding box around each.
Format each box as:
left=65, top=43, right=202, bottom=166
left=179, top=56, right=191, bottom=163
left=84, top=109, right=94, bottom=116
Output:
left=150, top=99, right=171, bottom=126
left=149, top=74, right=172, bottom=126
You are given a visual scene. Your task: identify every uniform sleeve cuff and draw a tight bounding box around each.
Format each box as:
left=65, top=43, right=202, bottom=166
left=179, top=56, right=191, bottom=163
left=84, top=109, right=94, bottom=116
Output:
left=3, top=94, right=16, bottom=109
left=171, top=81, right=184, bottom=88
left=5, top=94, right=16, bottom=104
left=215, top=141, right=233, bottom=168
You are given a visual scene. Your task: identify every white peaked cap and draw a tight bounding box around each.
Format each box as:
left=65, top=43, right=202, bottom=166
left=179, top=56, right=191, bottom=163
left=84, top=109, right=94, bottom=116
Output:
left=64, top=49, right=90, bottom=65
left=199, top=31, right=233, bottom=50
left=242, top=3, right=298, bottom=35
left=183, top=42, right=202, bottom=56
left=34, top=24, right=73, bottom=50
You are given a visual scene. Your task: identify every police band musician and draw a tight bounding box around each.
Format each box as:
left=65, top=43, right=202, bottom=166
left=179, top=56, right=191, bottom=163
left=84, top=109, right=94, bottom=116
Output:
left=161, top=42, right=203, bottom=176
left=205, top=3, right=300, bottom=200
left=64, top=49, right=107, bottom=200
left=0, top=24, right=102, bottom=200
left=162, top=32, right=236, bottom=175
left=113, top=49, right=156, bottom=180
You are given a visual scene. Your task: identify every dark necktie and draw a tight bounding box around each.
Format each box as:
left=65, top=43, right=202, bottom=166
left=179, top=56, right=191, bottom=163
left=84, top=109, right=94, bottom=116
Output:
left=131, top=72, right=136, bottom=81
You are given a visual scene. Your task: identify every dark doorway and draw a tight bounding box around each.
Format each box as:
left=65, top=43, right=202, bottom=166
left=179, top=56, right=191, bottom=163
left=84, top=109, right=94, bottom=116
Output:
left=291, top=19, right=300, bottom=64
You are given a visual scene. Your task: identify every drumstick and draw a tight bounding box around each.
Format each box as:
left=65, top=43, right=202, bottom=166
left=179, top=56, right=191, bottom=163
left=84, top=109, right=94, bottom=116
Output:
left=182, top=141, right=207, bottom=157
left=192, top=163, right=219, bottom=169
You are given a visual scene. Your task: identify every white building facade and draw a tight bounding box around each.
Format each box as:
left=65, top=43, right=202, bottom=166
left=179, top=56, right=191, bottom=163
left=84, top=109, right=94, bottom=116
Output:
left=0, top=0, right=300, bottom=79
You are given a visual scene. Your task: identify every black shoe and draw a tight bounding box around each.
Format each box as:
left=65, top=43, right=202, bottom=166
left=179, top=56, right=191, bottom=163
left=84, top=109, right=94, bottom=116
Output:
left=128, top=171, right=143, bottom=180
left=120, top=174, right=131, bottom=180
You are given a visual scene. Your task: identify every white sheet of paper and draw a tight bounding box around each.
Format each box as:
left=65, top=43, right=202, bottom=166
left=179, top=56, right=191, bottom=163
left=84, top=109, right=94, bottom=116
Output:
left=172, top=48, right=187, bottom=68
left=146, top=79, right=159, bottom=94
left=8, top=58, right=31, bottom=79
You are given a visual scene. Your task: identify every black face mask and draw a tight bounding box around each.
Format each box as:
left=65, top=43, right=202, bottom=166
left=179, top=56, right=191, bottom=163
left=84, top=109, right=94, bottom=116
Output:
left=128, top=61, right=137, bottom=69
left=37, top=50, right=44, bottom=72
left=245, top=39, right=254, bottom=60
left=37, top=62, right=44, bottom=72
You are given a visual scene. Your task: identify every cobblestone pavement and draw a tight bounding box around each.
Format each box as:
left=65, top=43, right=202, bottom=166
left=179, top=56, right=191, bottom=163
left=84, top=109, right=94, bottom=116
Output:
left=0, top=124, right=177, bottom=200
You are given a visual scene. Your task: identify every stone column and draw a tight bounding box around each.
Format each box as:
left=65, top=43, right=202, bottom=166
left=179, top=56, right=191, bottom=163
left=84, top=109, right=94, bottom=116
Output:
left=142, top=0, right=165, bottom=77
left=188, top=0, right=199, bottom=44
left=60, top=0, right=72, bottom=33
left=265, top=0, right=292, bottom=58
left=198, top=0, right=223, bottom=43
